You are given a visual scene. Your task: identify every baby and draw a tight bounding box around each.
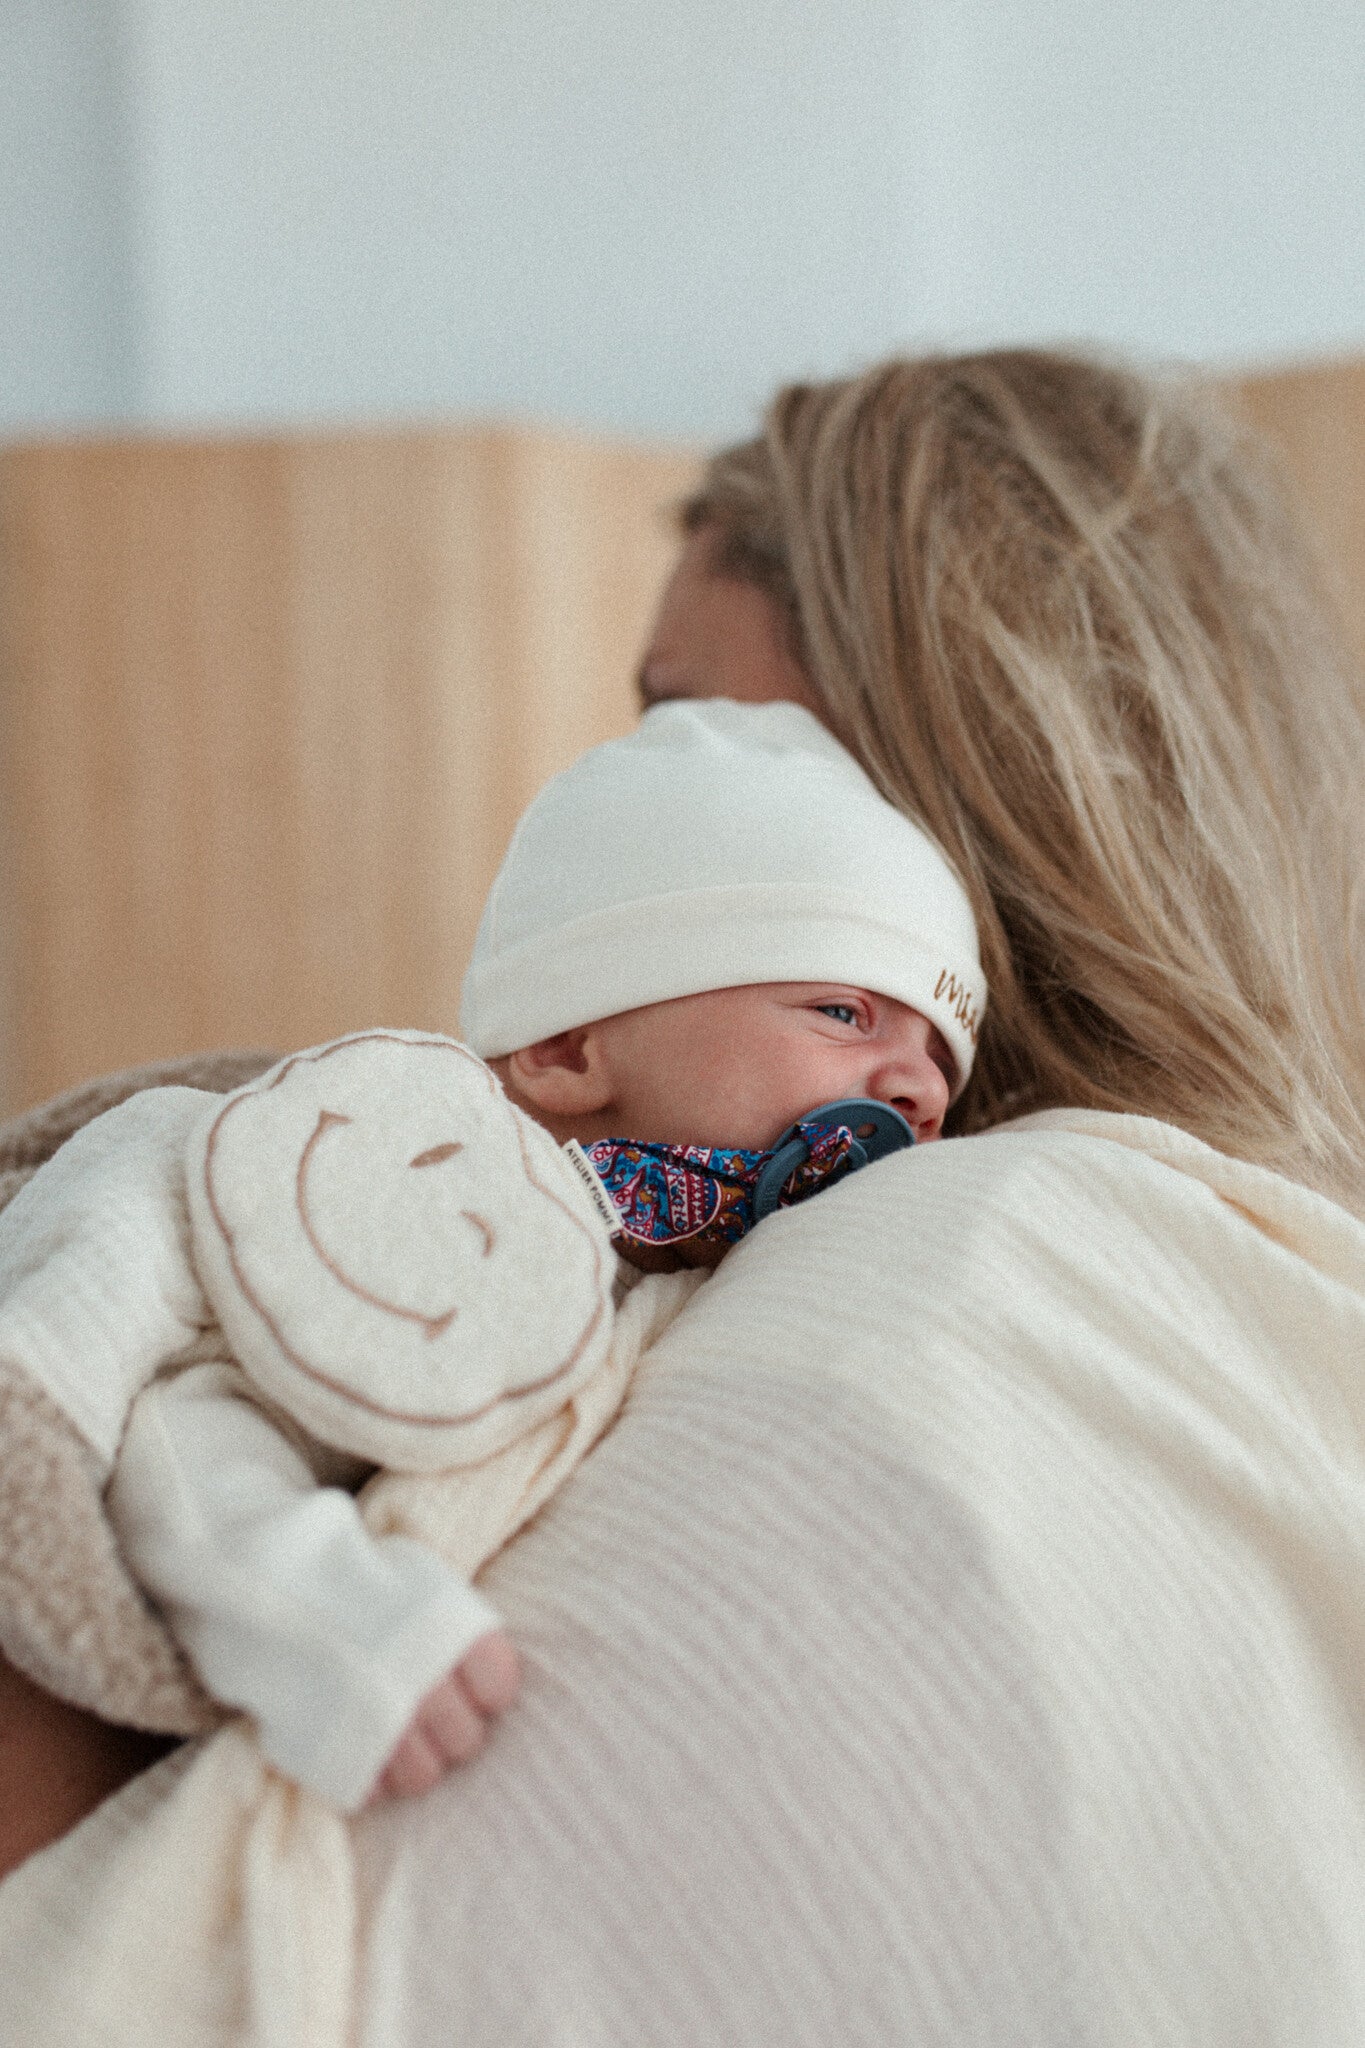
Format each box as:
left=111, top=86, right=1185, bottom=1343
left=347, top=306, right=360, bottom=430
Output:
left=464, top=696, right=981, bottom=1264
left=367, top=697, right=985, bottom=1794
left=90, top=700, right=985, bottom=1807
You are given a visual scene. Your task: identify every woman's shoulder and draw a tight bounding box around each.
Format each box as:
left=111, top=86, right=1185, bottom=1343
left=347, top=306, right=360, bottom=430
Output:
left=979, top=1106, right=1365, bottom=1288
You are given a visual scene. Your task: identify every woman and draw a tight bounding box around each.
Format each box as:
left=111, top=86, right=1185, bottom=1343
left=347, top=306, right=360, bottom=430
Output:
left=0, top=1657, right=172, bottom=1877
left=642, top=349, right=1365, bottom=1208
left=6, top=352, right=1365, bottom=2046
left=346, top=353, right=1365, bottom=2047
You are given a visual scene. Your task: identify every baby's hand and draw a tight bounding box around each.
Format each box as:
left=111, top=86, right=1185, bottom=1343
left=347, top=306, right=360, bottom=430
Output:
left=367, top=1630, right=521, bottom=1802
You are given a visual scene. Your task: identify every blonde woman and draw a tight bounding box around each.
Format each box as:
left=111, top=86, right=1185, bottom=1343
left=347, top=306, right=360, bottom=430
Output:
left=354, top=354, right=1365, bottom=2046
left=5, top=353, right=1365, bottom=2048
left=642, top=350, right=1365, bottom=1209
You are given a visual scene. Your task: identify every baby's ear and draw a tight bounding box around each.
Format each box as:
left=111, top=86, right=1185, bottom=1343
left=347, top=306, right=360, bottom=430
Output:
left=504, top=1029, right=614, bottom=1117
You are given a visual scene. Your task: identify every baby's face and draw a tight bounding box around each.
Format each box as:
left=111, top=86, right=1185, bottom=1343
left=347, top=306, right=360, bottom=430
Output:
left=589, top=983, right=953, bottom=1152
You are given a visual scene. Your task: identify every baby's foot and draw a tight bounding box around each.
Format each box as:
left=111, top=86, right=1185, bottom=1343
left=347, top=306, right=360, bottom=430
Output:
left=368, top=1630, right=521, bottom=1802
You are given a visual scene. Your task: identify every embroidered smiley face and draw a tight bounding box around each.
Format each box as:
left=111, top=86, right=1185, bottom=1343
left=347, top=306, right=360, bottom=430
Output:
left=293, top=1109, right=486, bottom=1339
left=187, top=1033, right=616, bottom=1471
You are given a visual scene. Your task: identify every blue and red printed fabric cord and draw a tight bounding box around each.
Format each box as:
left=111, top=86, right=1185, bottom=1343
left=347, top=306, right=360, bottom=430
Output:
left=583, top=1121, right=860, bottom=1251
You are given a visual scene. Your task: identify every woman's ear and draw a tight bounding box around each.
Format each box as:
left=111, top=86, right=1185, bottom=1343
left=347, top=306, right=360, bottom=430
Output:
left=501, top=1029, right=615, bottom=1119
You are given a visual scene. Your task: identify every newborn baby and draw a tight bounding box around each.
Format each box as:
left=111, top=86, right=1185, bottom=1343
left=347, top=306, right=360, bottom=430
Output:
left=365, top=697, right=986, bottom=1795
left=18, top=702, right=986, bottom=1809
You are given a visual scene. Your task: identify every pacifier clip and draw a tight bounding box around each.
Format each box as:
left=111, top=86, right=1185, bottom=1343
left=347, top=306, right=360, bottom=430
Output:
left=564, top=1097, right=914, bottom=1255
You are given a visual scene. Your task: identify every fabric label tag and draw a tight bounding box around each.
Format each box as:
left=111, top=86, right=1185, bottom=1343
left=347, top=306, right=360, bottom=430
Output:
left=563, top=1140, right=623, bottom=1236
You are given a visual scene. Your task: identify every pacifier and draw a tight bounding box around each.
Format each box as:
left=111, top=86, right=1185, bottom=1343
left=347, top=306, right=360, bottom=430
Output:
left=752, top=1097, right=915, bottom=1220
left=572, top=1097, right=916, bottom=1255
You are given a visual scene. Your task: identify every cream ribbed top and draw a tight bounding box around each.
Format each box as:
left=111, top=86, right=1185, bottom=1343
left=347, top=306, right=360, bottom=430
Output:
left=354, top=1112, right=1365, bottom=2047
left=5, top=1112, right=1365, bottom=2047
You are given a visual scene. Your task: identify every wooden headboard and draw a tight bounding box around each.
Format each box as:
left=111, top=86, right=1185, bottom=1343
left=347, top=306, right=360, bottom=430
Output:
left=0, top=363, right=1360, bottom=1114
left=1235, top=357, right=1365, bottom=671
left=0, top=429, right=699, bottom=1109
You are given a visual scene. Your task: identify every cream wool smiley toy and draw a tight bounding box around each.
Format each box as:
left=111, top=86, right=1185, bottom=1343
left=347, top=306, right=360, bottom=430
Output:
left=0, top=1030, right=694, bottom=1812
left=189, top=1033, right=616, bottom=1473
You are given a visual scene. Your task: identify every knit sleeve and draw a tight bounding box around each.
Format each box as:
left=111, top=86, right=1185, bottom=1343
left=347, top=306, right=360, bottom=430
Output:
left=106, top=1361, right=502, bottom=1810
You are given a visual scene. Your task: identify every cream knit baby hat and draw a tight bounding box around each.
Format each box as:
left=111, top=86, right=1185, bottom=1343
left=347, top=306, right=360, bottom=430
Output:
left=459, top=700, right=987, bottom=1094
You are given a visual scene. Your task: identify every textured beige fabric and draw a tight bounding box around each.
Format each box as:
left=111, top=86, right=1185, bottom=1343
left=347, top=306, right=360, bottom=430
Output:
left=0, top=1356, right=220, bottom=1731
left=347, top=1111, right=1365, bottom=2048
left=0, top=1052, right=275, bottom=1729
left=4, top=1111, right=1365, bottom=2046
left=0, top=1051, right=279, bottom=1181
left=0, top=1264, right=699, bottom=2048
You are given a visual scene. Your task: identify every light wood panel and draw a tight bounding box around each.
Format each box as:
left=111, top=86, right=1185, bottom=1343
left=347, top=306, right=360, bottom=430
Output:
left=2, top=364, right=1360, bottom=1116
left=0, top=429, right=700, bottom=1111
left=1232, top=356, right=1365, bottom=671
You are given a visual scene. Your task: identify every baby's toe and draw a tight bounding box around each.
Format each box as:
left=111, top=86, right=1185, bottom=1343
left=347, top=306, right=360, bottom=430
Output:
left=418, top=1673, right=489, bottom=1767
left=458, top=1630, right=522, bottom=1717
left=375, top=1728, right=446, bottom=1801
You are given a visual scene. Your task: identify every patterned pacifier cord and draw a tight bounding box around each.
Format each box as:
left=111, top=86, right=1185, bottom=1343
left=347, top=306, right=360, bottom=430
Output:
left=564, top=1097, right=915, bottom=1255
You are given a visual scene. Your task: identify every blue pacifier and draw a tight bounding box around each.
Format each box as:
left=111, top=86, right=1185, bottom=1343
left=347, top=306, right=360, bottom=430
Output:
left=751, top=1096, right=916, bottom=1221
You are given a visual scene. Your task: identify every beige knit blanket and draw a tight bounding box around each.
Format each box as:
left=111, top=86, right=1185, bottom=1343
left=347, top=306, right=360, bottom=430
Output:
left=0, top=1222, right=694, bottom=2048
left=0, top=1052, right=697, bottom=2048
left=4, top=1104, right=1365, bottom=2045
left=0, top=1052, right=277, bottom=1731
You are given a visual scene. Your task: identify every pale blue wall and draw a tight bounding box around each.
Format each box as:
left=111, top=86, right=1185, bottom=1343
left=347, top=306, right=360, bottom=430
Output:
left=912, top=0, right=1365, bottom=361
left=123, top=0, right=912, bottom=436
left=0, top=0, right=141, bottom=428
left=3, top=0, right=1363, bottom=441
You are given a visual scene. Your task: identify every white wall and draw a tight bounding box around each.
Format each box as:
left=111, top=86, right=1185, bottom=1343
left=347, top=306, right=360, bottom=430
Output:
left=0, top=0, right=141, bottom=428
left=912, top=0, right=1365, bottom=364
left=122, top=0, right=912, bottom=437
left=2, top=0, right=1363, bottom=442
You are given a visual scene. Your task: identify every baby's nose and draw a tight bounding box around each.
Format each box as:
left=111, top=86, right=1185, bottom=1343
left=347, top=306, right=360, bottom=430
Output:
left=866, top=1049, right=950, bottom=1143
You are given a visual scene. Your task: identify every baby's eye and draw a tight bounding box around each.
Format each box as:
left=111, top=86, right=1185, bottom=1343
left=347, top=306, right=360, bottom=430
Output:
left=815, top=1003, right=861, bottom=1027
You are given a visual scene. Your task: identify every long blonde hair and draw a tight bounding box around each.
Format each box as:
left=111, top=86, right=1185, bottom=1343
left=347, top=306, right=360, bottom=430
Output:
left=683, top=350, right=1365, bottom=1210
